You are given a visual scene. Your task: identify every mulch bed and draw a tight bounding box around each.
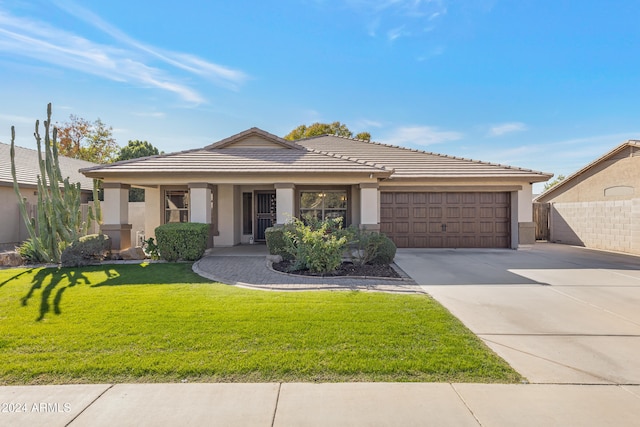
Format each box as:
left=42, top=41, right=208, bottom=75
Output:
left=272, top=260, right=400, bottom=278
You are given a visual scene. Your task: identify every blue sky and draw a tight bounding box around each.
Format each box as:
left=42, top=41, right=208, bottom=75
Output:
left=1, top=0, right=639, bottom=192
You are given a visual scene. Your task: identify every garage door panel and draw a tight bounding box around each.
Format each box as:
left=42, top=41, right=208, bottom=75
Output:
left=413, top=207, right=426, bottom=218
left=496, top=207, right=509, bottom=218
left=446, top=222, right=460, bottom=233
left=413, top=193, right=427, bottom=204
left=380, top=191, right=510, bottom=248
left=494, top=193, right=509, bottom=204
left=380, top=193, right=394, bottom=204
left=462, top=207, right=476, bottom=218
left=395, top=207, right=409, bottom=218
left=429, top=207, right=443, bottom=218
left=462, top=193, right=477, bottom=203
left=496, top=222, right=509, bottom=233
left=394, top=222, right=410, bottom=233
left=412, top=236, right=427, bottom=247
left=462, top=221, right=476, bottom=233
left=394, top=193, right=410, bottom=204
left=413, top=222, right=427, bottom=233
left=394, top=236, right=409, bottom=248
left=428, top=193, right=443, bottom=203
left=479, top=222, right=494, bottom=233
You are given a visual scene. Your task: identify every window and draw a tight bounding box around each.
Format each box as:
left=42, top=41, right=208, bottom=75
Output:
left=300, top=191, right=347, bottom=223
left=165, top=190, right=189, bottom=223
left=242, top=192, right=253, bottom=234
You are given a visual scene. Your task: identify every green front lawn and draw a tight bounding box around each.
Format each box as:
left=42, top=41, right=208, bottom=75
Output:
left=0, top=263, right=521, bottom=384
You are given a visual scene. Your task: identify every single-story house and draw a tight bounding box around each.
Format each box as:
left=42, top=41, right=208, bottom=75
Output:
left=80, top=128, right=552, bottom=252
left=535, top=140, right=640, bottom=255
left=0, top=141, right=97, bottom=250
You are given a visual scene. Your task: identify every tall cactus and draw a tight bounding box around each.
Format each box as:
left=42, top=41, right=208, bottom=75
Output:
left=10, top=103, right=101, bottom=263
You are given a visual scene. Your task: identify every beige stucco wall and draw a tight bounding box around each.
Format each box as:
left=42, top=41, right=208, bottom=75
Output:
left=214, top=184, right=238, bottom=246
left=540, top=151, right=639, bottom=203
left=550, top=199, right=639, bottom=255
left=0, top=185, right=38, bottom=248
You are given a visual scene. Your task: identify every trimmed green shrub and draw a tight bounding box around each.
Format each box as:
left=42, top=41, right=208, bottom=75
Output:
left=155, top=223, right=209, bottom=262
left=348, top=230, right=397, bottom=266
left=265, top=226, right=294, bottom=260
left=369, top=233, right=396, bottom=265
left=284, top=217, right=348, bottom=274
left=61, top=234, right=111, bottom=267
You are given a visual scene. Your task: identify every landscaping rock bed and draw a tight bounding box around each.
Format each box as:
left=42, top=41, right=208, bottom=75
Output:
left=272, top=260, right=400, bottom=278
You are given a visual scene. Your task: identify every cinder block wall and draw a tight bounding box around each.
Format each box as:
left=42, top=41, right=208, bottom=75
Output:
left=550, top=199, right=637, bottom=254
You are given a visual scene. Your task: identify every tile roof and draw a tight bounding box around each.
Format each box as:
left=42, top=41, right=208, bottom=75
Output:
left=297, top=135, right=553, bottom=181
left=80, top=147, right=391, bottom=176
left=79, top=127, right=551, bottom=182
left=0, top=141, right=96, bottom=190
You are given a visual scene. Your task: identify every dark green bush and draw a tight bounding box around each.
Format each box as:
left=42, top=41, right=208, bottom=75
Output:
left=265, top=226, right=294, bottom=260
left=348, top=229, right=397, bottom=266
left=369, top=233, right=396, bottom=265
left=61, top=234, right=111, bottom=267
left=155, top=223, right=209, bottom=262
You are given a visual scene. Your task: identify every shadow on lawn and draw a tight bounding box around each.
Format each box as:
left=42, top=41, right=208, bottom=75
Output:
left=20, top=263, right=210, bottom=321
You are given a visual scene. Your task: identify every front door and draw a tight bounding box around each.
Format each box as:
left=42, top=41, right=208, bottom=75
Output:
left=255, top=191, right=276, bottom=241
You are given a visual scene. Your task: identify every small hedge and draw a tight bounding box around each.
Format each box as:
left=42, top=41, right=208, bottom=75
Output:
left=61, top=234, right=111, bottom=267
left=265, top=226, right=294, bottom=260
left=155, top=223, right=209, bottom=262
left=368, top=233, right=397, bottom=265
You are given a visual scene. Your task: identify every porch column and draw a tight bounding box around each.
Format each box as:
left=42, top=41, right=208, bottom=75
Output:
left=517, top=184, right=535, bottom=247
left=275, top=183, right=295, bottom=224
left=101, top=183, right=132, bottom=252
left=189, top=183, right=214, bottom=248
left=359, top=183, right=380, bottom=231
left=188, top=183, right=212, bottom=223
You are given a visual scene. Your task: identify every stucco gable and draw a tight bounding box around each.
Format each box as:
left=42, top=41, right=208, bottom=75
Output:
left=536, top=140, right=640, bottom=203
left=205, top=127, right=303, bottom=150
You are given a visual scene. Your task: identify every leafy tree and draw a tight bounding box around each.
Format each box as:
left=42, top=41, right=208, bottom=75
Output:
left=543, top=174, right=566, bottom=191
left=355, top=132, right=371, bottom=141
left=56, top=115, right=119, bottom=163
left=116, top=140, right=162, bottom=202
left=117, top=140, right=161, bottom=161
left=284, top=121, right=366, bottom=140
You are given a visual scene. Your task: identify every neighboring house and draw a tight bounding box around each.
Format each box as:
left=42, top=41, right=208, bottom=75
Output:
left=80, top=128, right=552, bottom=252
left=0, top=142, right=97, bottom=250
left=535, top=140, right=640, bottom=255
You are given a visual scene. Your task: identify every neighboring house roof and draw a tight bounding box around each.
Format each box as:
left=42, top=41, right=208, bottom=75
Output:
left=80, top=127, right=551, bottom=182
left=0, top=141, right=97, bottom=190
left=298, top=135, right=552, bottom=181
left=535, top=140, right=640, bottom=202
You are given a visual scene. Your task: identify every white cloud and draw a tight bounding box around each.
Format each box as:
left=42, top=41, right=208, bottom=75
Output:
left=132, top=112, right=167, bottom=118
left=0, top=113, right=33, bottom=124
left=356, top=119, right=384, bottom=128
left=0, top=2, right=248, bottom=103
left=383, top=125, right=463, bottom=146
left=342, top=0, right=448, bottom=41
left=488, top=122, right=528, bottom=137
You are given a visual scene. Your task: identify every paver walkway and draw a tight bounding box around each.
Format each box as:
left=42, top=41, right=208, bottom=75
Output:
left=193, top=249, right=422, bottom=293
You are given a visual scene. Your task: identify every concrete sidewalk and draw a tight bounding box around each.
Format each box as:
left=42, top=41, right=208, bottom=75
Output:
left=2, top=382, right=640, bottom=427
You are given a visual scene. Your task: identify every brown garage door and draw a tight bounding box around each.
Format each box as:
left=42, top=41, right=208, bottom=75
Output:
left=380, top=192, right=511, bottom=248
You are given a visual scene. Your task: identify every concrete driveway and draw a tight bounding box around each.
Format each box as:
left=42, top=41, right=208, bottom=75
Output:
left=394, top=243, right=640, bottom=384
